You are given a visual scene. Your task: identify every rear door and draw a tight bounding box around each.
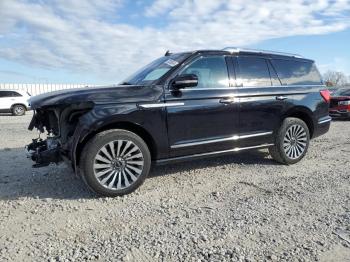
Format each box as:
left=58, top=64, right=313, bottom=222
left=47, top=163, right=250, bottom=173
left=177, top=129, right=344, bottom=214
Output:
left=165, top=54, right=240, bottom=157
left=234, top=55, right=294, bottom=147
left=0, top=91, right=15, bottom=110
left=11, top=91, right=26, bottom=106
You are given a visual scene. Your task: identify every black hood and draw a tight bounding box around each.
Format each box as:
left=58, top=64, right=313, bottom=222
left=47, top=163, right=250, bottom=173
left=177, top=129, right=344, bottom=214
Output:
left=29, top=85, right=164, bottom=109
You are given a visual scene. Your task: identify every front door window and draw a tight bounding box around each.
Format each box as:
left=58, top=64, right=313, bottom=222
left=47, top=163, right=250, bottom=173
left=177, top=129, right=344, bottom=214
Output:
left=179, top=56, right=229, bottom=88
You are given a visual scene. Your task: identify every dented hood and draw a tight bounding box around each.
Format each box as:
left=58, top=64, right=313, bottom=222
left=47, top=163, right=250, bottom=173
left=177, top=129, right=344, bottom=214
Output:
left=29, top=85, right=163, bottom=109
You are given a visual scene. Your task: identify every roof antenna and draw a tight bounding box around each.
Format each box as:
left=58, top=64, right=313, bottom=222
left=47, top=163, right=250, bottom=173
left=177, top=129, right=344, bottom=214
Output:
left=164, top=50, right=171, bottom=56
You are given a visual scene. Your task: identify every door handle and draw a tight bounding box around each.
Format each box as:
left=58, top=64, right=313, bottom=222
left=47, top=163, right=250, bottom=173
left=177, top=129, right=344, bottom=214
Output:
left=219, top=98, right=236, bottom=104
left=276, top=96, right=288, bottom=101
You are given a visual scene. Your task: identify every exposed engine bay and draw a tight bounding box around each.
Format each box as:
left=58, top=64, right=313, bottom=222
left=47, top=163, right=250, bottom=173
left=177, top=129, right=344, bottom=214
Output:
left=26, top=103, right=93, bottom=168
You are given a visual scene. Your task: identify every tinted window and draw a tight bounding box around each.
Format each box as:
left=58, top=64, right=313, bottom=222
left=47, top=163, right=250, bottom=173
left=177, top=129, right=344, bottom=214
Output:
left=271, top=59, right=322, bottom=85
left=237, top=57, right=271, bottom=87
left=180, top=56, right=229, bottom=88
left=0, top=91, right=14, bottom=98
left=11, top=91, right=22, bottom=97
left=267, top=61, right=282, bottom=86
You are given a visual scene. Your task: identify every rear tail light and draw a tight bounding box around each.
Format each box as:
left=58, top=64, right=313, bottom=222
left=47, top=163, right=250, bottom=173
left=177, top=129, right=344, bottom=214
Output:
left=320, top=90, right=331, bottom=103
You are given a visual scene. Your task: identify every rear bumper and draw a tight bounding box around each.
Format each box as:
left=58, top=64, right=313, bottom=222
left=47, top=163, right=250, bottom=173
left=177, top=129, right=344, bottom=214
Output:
left=329, top=109, right=350, bottom=119
left=313, top=116, right=331, bottom=138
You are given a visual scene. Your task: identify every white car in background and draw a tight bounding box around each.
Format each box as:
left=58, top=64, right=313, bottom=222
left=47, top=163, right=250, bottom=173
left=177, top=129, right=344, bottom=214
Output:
left=0, top=89, right=31, bottom=116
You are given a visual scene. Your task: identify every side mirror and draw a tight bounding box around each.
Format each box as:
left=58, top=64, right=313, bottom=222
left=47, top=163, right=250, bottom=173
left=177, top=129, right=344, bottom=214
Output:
left=172, top=74, right=198, bottom=89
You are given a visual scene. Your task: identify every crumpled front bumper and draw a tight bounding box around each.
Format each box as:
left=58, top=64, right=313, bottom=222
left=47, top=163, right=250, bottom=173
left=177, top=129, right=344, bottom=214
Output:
left=26, top=138, right=62, bottom=168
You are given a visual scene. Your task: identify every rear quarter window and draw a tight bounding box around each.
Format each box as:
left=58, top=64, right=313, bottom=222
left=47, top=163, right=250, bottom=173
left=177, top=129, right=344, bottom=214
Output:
left=271, top=59, right=322, bottom=85
left=11, top=91, right=22, bottom=97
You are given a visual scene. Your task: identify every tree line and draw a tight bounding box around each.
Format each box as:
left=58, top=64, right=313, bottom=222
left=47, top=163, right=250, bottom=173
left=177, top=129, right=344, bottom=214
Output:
left=323, top=71, right=349, bottom=87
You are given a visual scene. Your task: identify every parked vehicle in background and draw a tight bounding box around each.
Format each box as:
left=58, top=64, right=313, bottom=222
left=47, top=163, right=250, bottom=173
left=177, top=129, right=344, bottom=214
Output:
left=0, top=90, right=31, bottom=116
left=26, top=47, right=331, bottom=196
left=329, top=88, right=350, bottom=119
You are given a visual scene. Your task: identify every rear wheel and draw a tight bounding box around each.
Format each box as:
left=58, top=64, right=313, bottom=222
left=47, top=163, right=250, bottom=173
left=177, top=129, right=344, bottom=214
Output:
left=12, top=104, right=26, bottom=116
left=80, top=129, right=151, bottom=197
left=269, top=117, right=310, bottom=165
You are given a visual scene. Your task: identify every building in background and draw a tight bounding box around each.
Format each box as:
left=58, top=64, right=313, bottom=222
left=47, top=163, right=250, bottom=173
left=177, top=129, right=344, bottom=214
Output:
left=0, top=83, right=93, bottom=96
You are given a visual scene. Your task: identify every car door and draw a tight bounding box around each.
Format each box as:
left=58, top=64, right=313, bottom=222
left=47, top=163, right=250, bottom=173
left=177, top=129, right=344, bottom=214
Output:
left=11, top=91, right=26, bottom=106
left=0, top=91, right=14, bottom=110
left=234, top=55, right=294, bottom=147
left=164, top=54, right=240, bottom=157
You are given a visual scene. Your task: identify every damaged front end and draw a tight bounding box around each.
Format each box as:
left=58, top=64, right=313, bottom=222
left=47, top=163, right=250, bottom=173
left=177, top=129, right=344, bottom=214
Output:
left=26, top=103, right=93, bottom=168
left=26, top=109, right=64, bottom=167
left=26, top=135, right=62, bottom=168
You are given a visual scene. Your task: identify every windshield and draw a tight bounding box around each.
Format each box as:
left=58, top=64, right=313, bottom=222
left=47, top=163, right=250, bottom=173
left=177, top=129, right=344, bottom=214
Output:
left=333, top=88, right=350, bottom=96
left=120, top=53, right=190, bottom=85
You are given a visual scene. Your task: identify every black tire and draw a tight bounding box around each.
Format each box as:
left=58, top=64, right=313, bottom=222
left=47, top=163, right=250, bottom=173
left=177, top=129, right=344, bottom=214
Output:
left=12, top=104, right=26, bottom=116
left=269, top=117, right=310, bottom=165
left=80, top=129, right=151, bottom=197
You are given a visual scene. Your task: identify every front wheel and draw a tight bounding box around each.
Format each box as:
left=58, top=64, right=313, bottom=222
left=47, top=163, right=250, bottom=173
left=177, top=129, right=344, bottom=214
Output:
left=269, top=117, right=310, bottom=165
left=12, top=104, right=26, bottom=116
left=80, top=129, right=151, bottom=197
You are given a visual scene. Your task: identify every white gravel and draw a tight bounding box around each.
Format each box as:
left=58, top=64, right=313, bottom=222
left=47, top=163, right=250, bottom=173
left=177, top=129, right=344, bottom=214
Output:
left=0, top=112, right=349, bottom=261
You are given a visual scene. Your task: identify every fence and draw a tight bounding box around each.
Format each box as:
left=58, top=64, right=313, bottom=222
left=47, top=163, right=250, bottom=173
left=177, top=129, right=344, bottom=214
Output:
left=0, top=83, right=94, bottom=96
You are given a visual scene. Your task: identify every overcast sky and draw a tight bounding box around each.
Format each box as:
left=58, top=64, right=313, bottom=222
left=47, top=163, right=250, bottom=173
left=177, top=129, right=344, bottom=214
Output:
left=0, top=0, right=350, bottom=84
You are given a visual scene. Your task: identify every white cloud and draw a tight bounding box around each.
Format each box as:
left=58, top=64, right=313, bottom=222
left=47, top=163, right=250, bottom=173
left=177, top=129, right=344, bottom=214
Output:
left=145, top=0, right=180, bottom=17
left=0, top=0, right=350, bottom=82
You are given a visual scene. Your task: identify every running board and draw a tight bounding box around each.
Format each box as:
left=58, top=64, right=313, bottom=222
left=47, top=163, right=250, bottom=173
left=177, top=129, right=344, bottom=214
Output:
left=155, top=143, right=274, bottom=165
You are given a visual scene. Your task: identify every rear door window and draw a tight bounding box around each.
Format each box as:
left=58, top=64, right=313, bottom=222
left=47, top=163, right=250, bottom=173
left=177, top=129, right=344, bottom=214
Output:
left=0, top=91, right=14, bottom=98
left=271, top=59, right=322, bottom=85
left=236, top=56, right=272, bottom=87
left=267, top=61, right=282, bottom=86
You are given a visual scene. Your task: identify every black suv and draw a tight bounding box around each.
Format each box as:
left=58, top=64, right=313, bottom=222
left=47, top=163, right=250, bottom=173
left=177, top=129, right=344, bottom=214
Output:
left=26, top=48, right=331, bottom=196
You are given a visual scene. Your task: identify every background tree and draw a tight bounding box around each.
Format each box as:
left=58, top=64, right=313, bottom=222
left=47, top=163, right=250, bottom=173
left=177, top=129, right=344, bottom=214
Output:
left=323, top=70, right=348, bottom=87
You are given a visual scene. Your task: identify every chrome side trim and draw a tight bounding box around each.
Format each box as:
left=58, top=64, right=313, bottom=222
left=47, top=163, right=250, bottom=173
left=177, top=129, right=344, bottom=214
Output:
left=157, top=143, right=274, bottom=164
left=171, top=131, right=273, bottom=149
left=139, top=102, right=184, bottom=109
left=318, top=116, right=332, bottom=124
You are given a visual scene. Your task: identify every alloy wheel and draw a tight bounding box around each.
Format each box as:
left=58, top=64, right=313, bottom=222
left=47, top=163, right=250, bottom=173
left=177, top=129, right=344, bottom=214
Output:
left=283, top=124, right=307, bottom=159
left=93, top=140, right=144, bottom=190
left=14, top=106, right=24, bottom=115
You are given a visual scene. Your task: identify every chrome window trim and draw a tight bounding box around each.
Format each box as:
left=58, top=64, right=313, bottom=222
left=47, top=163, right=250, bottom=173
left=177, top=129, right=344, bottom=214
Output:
left=171, top=131, right=273, bottom=149
left=177, top=84, right=325, bottom=91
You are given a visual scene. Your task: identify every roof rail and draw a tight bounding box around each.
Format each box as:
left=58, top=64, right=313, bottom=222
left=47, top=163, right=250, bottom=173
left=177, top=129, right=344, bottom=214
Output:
left=222, top=47, right=303, bottom=58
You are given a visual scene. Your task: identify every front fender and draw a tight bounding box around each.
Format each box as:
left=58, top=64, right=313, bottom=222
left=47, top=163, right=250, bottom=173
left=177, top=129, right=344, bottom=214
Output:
left=70, top=103, right=168, bottom=172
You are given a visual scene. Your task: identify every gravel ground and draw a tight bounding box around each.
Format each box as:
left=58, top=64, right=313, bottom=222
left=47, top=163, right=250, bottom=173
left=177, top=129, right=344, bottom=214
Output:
left=0, top=112, right=349, bottom=262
